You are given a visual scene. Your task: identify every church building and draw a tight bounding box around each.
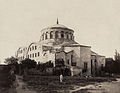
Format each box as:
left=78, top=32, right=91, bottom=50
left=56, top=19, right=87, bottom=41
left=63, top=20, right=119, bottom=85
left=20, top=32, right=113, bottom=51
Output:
left=16, top=20, right=105, bottom=76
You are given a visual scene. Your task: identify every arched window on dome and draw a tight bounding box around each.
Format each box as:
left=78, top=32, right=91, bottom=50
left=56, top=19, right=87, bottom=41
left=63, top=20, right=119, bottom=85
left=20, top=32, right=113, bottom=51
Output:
left=55, top=31, right=59, bottom=39
left=50, top=31, right=53, bottom=39
left=71, top=34, right=73, bottom=40
left=66, top=32, right=69, bottom=39
left=42, top=33, right=44, bottom=40
left=45, top=32, right=48, bottom=39
left=61, top=31, right=64, bottom=38
left=68, top=33, right=71, bottom=40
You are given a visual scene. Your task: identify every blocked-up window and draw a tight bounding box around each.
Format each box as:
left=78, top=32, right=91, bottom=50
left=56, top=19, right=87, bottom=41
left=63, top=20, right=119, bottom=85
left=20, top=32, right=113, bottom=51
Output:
left=67, top=59, right=69, bottom=64
left=82, top=62, right=88, bottom=73
left=32, top=46, right=34, bottom=50
left=84, top=62, right=88, bottom=70
left=71, top=55, right=76, bottom=66
left=101, top=64, right=104, bottom=70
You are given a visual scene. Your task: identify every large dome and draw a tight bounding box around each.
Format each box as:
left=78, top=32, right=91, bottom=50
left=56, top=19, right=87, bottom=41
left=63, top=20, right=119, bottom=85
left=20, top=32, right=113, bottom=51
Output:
left=41, top=23, right=73, bottom=33
left=41, top=19, right=73, bottom=32
left=49, top=24, right=67, bottom=28
left=40, top=20, right=74, bottom=43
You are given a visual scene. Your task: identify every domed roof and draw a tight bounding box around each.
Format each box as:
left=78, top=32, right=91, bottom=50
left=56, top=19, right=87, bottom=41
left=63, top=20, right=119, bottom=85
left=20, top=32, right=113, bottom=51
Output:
left=41, top=19, right=74, bottom=32
left=49, top=19, right=68, bottom=29
left=49, top=24, right=67, bottom=28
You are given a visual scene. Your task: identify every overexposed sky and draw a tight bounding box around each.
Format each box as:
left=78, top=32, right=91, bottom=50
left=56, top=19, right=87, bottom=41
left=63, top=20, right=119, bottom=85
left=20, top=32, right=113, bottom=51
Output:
left=0, top=0, right=120, bottom=63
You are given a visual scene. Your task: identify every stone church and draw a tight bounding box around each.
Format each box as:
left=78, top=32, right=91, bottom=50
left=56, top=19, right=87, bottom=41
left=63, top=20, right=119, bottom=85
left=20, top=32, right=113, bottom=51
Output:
left=16, top=20, right=105, bottom=76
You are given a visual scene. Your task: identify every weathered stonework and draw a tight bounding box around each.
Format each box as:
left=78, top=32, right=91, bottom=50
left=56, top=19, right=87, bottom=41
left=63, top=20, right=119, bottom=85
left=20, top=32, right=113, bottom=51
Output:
left=16, top=22, right=105, bottom=76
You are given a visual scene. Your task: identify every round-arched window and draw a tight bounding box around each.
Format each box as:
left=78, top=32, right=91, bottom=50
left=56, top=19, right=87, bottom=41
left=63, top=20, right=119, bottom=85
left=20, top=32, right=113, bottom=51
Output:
left=42, top=33, right=44, bottom=40
left=55, top=31, right=59, bottom=39
left=50, top=31, right=53, bottom=39
left=45, top=32, right=48, bottom=39
left=66, top=32, right=69, bottom=39
left=71, top=34, right=73, bottom=40
left=61, top=31, right=64, bottom=38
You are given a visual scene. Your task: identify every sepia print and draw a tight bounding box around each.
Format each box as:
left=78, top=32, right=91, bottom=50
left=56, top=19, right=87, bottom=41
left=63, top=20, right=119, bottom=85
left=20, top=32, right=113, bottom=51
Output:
left=0, top=0, right=120, bottom=93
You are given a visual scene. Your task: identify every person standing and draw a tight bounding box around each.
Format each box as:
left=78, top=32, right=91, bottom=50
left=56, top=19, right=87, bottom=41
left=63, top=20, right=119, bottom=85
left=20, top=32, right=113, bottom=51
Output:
left=60, top=74, right=63, bottom=83
left=70, top=67, right=73, bottom=76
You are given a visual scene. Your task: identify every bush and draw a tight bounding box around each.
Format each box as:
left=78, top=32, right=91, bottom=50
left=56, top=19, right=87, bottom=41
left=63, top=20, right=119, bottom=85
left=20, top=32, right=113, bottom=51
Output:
left=53, top=67, right=71, bottom=76
left=21, top=58, right=37, bottom=69
left=36, top=61, right=53, bottom=72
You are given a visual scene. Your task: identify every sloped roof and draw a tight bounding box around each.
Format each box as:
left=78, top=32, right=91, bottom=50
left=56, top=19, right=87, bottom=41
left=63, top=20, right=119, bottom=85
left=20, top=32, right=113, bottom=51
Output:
left=59, top=41, right=91, bottom=48
left=91, top=51, right=98, bottom=55
left=91, top=51, right=105, bottom=57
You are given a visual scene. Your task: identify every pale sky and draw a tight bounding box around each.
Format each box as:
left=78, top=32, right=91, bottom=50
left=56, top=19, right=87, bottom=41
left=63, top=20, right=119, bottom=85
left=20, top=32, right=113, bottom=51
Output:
left=0, top=0, right=120, bottom=63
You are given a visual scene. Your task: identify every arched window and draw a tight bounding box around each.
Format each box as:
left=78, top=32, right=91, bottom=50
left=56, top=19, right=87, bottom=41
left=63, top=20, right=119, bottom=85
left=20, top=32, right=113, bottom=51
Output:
left=71, top=34, right=73, bottom=40
left=42, top=34, right=44, bottom=40
left=35, top=46, right=37, bottom=50
left=38, top=52, right=40, bottom=56
left=66, top=32, right=69, bottom=39
left=30, top=48, right=31, bottom=51
left=61, top=31, right=64, bottom=38
left=68, top=33, right=71, bottom=39
left=35, top=53, right=37, bottom=57
left=33, top=53, right=34, bottom=58
left=55, top=31, right=59, bottom=39
left=45, top=33, right=48, bottom=39
left=50, top=31, right=53, bottom=39
left=32, top=46, right=34, bottom=50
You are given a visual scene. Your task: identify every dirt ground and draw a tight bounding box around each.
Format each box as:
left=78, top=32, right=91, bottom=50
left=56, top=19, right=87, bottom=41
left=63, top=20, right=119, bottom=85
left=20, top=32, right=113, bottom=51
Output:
left=0, top=66, right=117, bottom=93
left=23, top=75, right=116, bottom=93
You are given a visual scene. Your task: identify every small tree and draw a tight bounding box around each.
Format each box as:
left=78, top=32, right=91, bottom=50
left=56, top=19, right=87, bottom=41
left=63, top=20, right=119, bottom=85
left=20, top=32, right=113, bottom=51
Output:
left=4, top=56, right=18, bottom=65
left=20, top=59, right=37, bottom=76
left=4, top=56, right=19, bottom=74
